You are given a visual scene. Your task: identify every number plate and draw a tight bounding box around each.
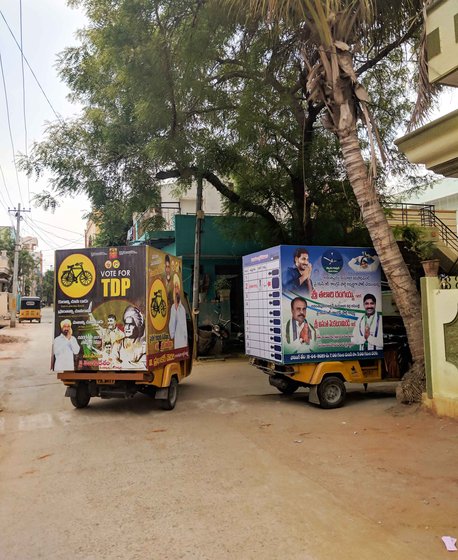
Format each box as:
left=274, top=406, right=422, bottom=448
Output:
left=96, top=379, right=115, bottom=385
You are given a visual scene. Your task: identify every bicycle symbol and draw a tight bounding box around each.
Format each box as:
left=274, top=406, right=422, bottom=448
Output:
left=60, top=262, right=94, bottom=287
left=150, top=289, right=167, bottom=318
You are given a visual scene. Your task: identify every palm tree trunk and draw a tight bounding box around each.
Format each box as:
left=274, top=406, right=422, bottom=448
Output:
left=337, top=126, right=425, bottom=402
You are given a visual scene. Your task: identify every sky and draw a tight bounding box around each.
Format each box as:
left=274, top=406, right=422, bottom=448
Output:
left=0, top=2, right=457, bottom=273
left=0, top=0, right=88, bottom=271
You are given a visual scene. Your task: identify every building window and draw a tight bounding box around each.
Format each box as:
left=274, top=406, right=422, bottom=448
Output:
left=427, top=27, right=441, bottom=59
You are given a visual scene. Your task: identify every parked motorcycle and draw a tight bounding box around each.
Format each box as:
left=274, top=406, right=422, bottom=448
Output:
left=197, top=321, right=230, bottom=356
left=383, top=332, right=412, bottom=377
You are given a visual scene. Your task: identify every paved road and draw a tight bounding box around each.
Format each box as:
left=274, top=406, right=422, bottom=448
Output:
left=0, top=308, right=457, bottom=559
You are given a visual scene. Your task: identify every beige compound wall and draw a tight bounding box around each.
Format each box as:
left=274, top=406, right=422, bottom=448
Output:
left=421, top=276, right=458, bottom=417
left=0, top=292, right=10, bottom=317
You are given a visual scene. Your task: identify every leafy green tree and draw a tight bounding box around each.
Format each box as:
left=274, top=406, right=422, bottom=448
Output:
left=228, top=0, right=433, bottom=402
left=0, top=229, right=36, bottom=293
left=22, top=0, right=433, bottom=401
left=41, top=269, right=54, bottom=305
left=22, top=0, right=426, bottom=249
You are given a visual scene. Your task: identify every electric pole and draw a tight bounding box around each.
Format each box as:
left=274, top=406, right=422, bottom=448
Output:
left=192, top=174, right=204, bottom=359
left=9, top=203, right=30, bottom=328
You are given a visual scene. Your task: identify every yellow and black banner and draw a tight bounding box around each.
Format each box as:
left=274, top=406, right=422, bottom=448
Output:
left=53, top=246, right=147, bottom=372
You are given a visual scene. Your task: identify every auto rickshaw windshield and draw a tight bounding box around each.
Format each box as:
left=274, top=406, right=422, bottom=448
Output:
left=20, top=298, right=41, bottom=310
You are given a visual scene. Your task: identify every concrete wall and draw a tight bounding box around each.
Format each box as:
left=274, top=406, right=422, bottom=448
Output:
left=0, top=291, right=10, bottom=317
left=421, top=276, right=458, bottom=417
left=130, top=180, right=224, bottom=241
left=162, top=180, right=223, bottom=215
left=426, top=0, right=458, bottom=86
left=0, top=250, right=10, bottom=292
left=85, top=218, right=99, bottom=247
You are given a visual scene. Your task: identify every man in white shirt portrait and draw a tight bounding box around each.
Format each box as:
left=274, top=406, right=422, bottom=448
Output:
left=169, top=277, right=188, bottom=350
left=351, top=293, right=383, bottom=350
left=285, top=296, right=316, bottom=352
left=53, top=319, right=80, bottom=371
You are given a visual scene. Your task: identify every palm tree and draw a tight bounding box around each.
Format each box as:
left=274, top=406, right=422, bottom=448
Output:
left=227, top=0, right=427, bottom=402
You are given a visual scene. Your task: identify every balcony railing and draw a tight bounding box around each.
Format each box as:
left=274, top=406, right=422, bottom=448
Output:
left=160, top=203, right=181, bottom=231
left=384, top=202, right=435, bottom=227
left=385, top=202, right=458, bottom=254
left=127, top=202, right=181, bottom=241
left=421, top=207, right=458, bottom=254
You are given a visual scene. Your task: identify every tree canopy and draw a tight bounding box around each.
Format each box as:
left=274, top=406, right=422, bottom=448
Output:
left=0, top=228, right=37, bottom=294
left=21, top=0, right=441, bottom=401
left=225, top=0, right=437, bottom=402
left=41, top=269, right=54, bottom=305
left=22, top=0, right=430, bottom=247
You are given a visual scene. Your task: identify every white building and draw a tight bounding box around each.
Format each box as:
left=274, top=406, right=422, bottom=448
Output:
left=128, top=179, right=224, bottom=243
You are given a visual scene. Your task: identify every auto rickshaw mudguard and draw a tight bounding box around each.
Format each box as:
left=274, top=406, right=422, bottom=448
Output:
left=160, top=361, right=182, bottom=388
left=308, top=361, right=364, bottom=385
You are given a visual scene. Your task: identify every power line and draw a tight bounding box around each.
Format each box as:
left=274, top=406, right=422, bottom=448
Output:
left=22, top=214, right=59, bottom=248
left=32, top=218, right=83, bottom=235
left=39, top=235, right=85, bottom=251
left=0, top=186, right=13, bottom=218
left=22, top=212, right=59, bottom=248
left=8, top=203, right=30, bottom=328
left=0, top=193, right=10, bottom=215
left=0, top=205, right=16, bottom=230
left=24, top=214, right=81, bottom=243
left=19, top=0, right=30, bottom=205
left=22, top=215, right=84, bottom=253
left=0, top=169, right=19, bottom=229
left=56, top=236, right=85, bottom=249
left=0, top=163, right=15, bottom=208
left=0, top=47, right=25, bottom=207
left=0, top=8, right=62, bottom=122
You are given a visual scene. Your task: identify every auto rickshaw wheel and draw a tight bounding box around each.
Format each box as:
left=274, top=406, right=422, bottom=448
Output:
left=317, top=376, right=346, bottom=409
left=70, top=383, right=91, bottom=409
left=141, top=385, right=157, bottom=398
left=275, top=377, right=299, bottom=395
left=159, top=377, right=178, bottom=410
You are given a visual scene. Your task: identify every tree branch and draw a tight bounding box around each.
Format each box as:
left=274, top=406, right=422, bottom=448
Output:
left=211, top=70, right=261, bottom=84
left=156, top=167, right=285, bottom=235
left=184, top=104, right=239, bottom=117
left=356, top=13, right=422, bottom=77
left=272, top=152, right=294, bottom=180
left=154, top=6, right=178, bottom=136
left=215, top=58, right=243, bottom=66
left=202, top=170, right=284, bottom=230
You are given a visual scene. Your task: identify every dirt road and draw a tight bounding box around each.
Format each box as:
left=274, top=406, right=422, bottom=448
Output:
left=0, top=308, right=457, bottom=559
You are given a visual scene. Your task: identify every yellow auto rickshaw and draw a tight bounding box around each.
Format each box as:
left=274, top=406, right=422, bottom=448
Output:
left=53, top=245, right=193, bottom=410
left=19, top=296, right=42, bottom=323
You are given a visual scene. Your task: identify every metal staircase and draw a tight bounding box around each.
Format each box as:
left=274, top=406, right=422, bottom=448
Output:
left=385, top=203, right=458, bottom=275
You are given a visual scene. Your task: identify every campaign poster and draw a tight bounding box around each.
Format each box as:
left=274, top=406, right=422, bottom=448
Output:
left=146, top=247, right=189, bottom=369
left=52, top=246, right=147, bottom=372
left=242, top=246, right=282, bottom=362
left=280, top=245, right=383, bottom=364
left=243, top=245, right=383, bottom=364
